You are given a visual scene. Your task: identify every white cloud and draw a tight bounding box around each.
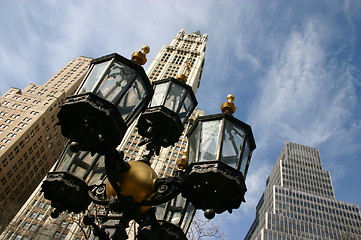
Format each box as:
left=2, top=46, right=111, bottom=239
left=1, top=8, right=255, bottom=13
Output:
left=249, top=17, right=357, bottom=151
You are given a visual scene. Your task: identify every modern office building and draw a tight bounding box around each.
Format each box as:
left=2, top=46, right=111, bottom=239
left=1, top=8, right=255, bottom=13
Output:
left=1, top=29, right=208, bottom=239
left=245, top=142, right=361, bottom=240
left=0, top=56, right=92, bottom=231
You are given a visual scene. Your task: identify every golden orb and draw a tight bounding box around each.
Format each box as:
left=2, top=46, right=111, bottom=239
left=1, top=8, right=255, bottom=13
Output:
left=106, top=161, right=158, bottom=212
left=141, top=45, right=150, bottom=54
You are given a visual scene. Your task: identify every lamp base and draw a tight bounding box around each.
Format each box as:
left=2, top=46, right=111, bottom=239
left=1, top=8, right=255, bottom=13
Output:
left=181, top=161, right=246, bottom=214
left=57, top=92, right=126, bottom=154
left=137, top=106, right=184, bottom=153
left=41, top=172, right=91, bottom=215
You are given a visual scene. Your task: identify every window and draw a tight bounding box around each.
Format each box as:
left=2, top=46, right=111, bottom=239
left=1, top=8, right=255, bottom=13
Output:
left=1, top=138, right=11, bottom=143
left=30, top=212, right=37, bottom=218
left=7, top=133, right=16, bottom=138
left=22, top=222, right=30, bottom=229
left=23, top=117, right=32, bottom=122
left=18, top=122, right=27, bottom=127
left=23, top=106, right=30, bottom=110
left=53, top=231, right=61, bottom=238
left=29, top=224, right=37, bottom=231
left=5, top=119, right=13, bottom=124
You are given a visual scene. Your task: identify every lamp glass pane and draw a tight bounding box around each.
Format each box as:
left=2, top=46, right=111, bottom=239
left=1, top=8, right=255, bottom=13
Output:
left=188, top=123, right=201, bottom=164
left=181, top=202, right=195, bottom=231
left=178, top=93, right=193, bottom=123
left=150, top=82, right=169, bottom=107
left=67, top=151, right=96, bottom=180
left=80, top=60, right=111, bottom=93
left=166, top=195, right=186, bottom=225
left=164, top=83, right=186, bottom=113
left=95, top=61, right=137, bottom=104
left=117, top=74, right=147, bottom=124
left=240, top=140, right=250, bottom=177
left=220, top=120, right=245, bottom=169
left=199, top=120, right=221, bottom=161
left=86, top=155, right=106, bottom=185
left=54, top=146, right=74, bottom=172
left=55, top=145, right=101, bottom=181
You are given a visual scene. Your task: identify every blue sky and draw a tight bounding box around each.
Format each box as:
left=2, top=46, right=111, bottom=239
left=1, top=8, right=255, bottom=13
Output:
left=1, top=0, right=361, bottom=239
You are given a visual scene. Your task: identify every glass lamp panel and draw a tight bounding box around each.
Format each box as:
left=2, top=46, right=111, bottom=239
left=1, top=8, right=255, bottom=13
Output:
left=86, top=155, right=106, bottom=185
left=166, top=195, right=187, bottom=226
left=164, top=83, right=186, bottom=113
left=116, top=75, right=147, bottom=124
left=54, top=146, right=75, bottom=172
left=188, top=123, right=201, bottom=164
left=79, top=60, right=111, bottom=94
left=199, top=120, right=221, bottom=162
left=178, top=93, right=193, bottom=123
left=67, top=151, right=97, bottom=180
left=220, top=120, right=245, bottom=169
left=150, top=82, right=169, bottom=107
left=180, top=202, right=195, bottom=231
left=240, top=140, right=250, bottom=176
left=95, top=61, right=137, bottom=104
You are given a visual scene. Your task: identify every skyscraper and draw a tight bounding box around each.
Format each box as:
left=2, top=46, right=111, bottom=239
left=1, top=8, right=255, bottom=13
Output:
left=245, top=142, right=361, bottom=240
left=1, top=29, right=208, bottom=240
left=0, top=56, right=92, bottom=231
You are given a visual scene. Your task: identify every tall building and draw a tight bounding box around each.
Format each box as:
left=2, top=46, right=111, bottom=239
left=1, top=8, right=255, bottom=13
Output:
left=245, top=142, right=361, bottom=240
left=0, top=56, right=92, bottom=231
left=1, top=29, right=208, bottom=240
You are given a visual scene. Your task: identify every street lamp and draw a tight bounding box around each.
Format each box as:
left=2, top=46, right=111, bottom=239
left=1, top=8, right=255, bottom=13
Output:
left=137, top=76, right=197, bottom=155
left=57, top=48, right=153, bottom=154
left=181, top=94, right=256, bottom=218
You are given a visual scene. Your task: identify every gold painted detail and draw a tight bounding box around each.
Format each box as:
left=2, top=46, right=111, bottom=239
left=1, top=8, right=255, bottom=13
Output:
left=106, top=161, right=158, bottom=213
left=131, top=45, right=150, bottom=65
left=177, top=150, right=188, bottom=170
left=176, top=61, right=191, bottom=83
left=176, top=73, right=187, bottom=83
left=221, top=94, right=236, bottom=115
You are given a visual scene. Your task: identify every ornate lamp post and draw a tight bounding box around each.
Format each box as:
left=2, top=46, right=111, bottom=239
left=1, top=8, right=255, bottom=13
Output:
left=41, top=45, right=256, bottom=239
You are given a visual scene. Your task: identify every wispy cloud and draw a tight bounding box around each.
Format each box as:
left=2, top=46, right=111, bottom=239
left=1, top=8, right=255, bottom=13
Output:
left=249, top=17, right=357, bottom=151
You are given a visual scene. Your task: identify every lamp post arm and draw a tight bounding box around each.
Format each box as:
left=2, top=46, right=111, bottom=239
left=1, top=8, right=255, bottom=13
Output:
left=104, top=149, right=130, bottom=195
left=141, top=176, right=183, bottom=206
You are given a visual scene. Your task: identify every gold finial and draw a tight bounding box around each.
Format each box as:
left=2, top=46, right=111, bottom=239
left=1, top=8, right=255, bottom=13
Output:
left=131, top=45, right=150, bottom=65
left=176, top=73, right=187, bottom=83
left=221, top=94, right=236, bottom=115
left=177, top=150, right=188, bottom=170
left=176, top=61, right=191, bottom=83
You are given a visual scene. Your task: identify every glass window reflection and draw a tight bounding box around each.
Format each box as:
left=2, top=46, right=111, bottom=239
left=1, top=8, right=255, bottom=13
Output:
left=117, top=76, right=147, bottom=124
left=96, top=61, right=137, bottom=104
left=164, top=83, right=186, bottom=112
left=220, top=121, right=245, bottom=169
left=188, top=123, right=200, bottom=164
left=80, top=61, right=111, bottom=94
left=150, top=82, right=169, bottom=107
left=178, top=93, right=192, bottom=123
left=240, top=140, right=250, bottom=176
left=199, top=120, right=221, bottom=161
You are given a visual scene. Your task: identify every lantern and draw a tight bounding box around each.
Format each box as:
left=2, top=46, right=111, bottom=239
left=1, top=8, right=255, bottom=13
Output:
left=182, top=112, right=256, bottom=216
left=41, top=143, right=106, bottom=217
left=137, top=77, right=197, bottom=152
left=57, top=52, right=153, bottom=154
